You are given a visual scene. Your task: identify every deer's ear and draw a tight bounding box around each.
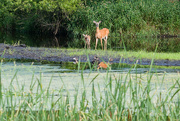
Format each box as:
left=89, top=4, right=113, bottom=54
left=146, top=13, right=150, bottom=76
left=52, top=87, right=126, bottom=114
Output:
left=83, top=34, right=85, bottom=36
left=99, top=21, right=101, bottom=23
left=93, top=21, right=96, bottom=23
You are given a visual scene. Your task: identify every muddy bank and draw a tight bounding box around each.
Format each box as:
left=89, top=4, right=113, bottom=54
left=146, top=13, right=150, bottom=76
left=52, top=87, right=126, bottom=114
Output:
left=0, top=43, right=180, bottom=67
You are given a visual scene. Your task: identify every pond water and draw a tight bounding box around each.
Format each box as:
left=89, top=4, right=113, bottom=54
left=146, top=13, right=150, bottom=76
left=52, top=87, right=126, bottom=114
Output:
left=1, top=62, right=179, bottom=109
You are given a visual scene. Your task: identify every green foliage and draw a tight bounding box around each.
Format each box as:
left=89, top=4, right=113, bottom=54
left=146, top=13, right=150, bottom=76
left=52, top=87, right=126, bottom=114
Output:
left=0, top=0, right=179, bottom=52
left=123, top=37, right=180, bottom=52
left=0, top=0, right=82, bottom=34
left=66, top=0, right=179, bottom=50
left=68, top=0, right=179, bottom=36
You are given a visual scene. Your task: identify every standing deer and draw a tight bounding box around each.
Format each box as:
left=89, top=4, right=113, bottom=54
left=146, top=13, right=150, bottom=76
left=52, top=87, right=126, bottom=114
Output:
left=83, top=34, right=91, bottom=49
left=93, top=21, right=109, bottom=50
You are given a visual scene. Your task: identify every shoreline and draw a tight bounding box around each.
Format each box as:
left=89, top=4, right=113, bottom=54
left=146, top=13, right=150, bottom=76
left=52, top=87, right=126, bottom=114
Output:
left=0, top=43, right=180, bottom=67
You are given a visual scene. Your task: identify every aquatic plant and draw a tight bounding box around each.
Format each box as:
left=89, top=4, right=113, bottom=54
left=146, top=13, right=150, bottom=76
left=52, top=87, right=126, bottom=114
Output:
left=0, top=54, right=179, bottom=120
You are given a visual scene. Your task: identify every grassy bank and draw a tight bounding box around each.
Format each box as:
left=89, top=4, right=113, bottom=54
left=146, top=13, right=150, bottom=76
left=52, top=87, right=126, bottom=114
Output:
left=0, top=46, right=180, bottom=70
left=0, top=59, right=179, bottom=120
left=61, top=48, right=180, bottom=60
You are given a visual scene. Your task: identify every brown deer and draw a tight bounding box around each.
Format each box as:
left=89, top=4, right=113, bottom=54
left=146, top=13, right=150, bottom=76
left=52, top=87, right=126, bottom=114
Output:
left=83, top=34, right=91, bottom=49
left=97, top=58, right=113, bottom=69
left=93, top=21, right=109, bottom=50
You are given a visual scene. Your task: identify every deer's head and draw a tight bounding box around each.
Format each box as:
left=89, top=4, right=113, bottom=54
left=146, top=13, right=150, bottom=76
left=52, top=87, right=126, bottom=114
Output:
left=93, top=21, right=101, bottom=27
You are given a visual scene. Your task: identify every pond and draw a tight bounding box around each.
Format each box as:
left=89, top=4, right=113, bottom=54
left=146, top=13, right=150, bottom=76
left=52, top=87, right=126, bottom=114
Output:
left=1, top=61, right=179, bottom=110
left=0, top=33, right=179, bottom=111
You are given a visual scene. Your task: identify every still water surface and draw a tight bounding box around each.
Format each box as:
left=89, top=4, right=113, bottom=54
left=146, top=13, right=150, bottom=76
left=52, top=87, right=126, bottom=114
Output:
left=1, top=62, right=179, bottom=109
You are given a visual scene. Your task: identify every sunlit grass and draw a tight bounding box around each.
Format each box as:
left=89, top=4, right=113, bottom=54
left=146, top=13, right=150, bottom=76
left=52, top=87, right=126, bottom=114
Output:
left=64, top=48, right=180, bottom=60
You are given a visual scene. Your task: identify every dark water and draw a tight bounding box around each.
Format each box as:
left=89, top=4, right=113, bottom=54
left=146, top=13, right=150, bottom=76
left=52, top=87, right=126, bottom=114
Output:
left=0, top=33, right=68, bottom=48
left=0, top=33, right=179, bottom=52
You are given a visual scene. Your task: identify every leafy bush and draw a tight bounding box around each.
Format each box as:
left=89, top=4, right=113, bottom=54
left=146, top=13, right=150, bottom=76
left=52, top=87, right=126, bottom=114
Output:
left=67, top=0, right=179, bottom=49
left=0, top=0, right=179, bottom=51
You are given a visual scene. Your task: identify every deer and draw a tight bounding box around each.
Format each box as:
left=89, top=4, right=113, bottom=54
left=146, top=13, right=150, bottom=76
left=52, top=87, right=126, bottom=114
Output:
left=91, top=56, right=113, bottom=69
left=93, top=21, right=109, bottom=50
left=82, top=34, right=91, bottom=49
left=97, top=58, right=113, bottom=69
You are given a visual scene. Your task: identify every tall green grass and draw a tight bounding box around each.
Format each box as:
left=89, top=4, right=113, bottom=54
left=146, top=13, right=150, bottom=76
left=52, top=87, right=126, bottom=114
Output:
left=68, top=0, right=179, bottom=43
left=67, top=0, right=179, bottom=51
left=0, top=57, right=179, bottom=120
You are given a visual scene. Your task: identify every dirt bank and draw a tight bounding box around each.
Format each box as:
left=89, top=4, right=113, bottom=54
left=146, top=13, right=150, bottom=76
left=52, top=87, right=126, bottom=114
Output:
left=0, top=43, right=180, bottom=67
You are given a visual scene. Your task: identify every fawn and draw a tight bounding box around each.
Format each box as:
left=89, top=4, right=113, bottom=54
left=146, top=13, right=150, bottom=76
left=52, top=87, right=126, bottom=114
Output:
left=83, top=34, right=91, bottom=49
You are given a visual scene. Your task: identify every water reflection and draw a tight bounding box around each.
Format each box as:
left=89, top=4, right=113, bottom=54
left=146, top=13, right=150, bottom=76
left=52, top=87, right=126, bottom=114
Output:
left=1, top=61, right=179, bottom=74
left=1, top=62, right=179, bottom=109
left=0, top=33, right=68, bottom=47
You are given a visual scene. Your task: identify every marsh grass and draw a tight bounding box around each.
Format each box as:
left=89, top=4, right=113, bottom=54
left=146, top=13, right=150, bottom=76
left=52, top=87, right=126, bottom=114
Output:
left=0, top=53, right=180, bottom=120
left=66, top=49, right=180, bottom=60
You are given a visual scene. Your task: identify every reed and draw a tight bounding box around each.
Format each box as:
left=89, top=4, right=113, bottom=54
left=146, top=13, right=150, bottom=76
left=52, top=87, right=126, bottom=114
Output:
left=0, top=57, right=179, bottom=120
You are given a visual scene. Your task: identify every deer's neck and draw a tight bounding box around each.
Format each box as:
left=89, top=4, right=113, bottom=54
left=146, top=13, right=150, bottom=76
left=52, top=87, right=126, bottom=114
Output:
left=96, top=27, right=100, bottom=33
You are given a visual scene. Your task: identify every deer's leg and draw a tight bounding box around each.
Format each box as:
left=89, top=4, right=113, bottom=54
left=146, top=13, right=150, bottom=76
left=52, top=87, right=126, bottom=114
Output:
left=84, top=42, right=86, bottom=49
left=100, top=38, right=103, bottom=50
left=104, top=39, right=107, bottom=50
left=95, top=38, right=98, bottom=50
left=87, top=40, right=89, bottom=49
left=88, top=42, right=90, bottom=49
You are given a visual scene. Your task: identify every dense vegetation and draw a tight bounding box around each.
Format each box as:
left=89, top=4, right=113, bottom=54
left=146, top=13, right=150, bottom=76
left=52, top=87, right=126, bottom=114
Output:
left=0, top=0, right=179, bottom=50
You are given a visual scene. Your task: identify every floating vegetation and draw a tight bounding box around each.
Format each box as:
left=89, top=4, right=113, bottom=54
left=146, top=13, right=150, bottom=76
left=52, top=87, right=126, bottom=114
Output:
left=0, top=58, right=179, bottom=120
